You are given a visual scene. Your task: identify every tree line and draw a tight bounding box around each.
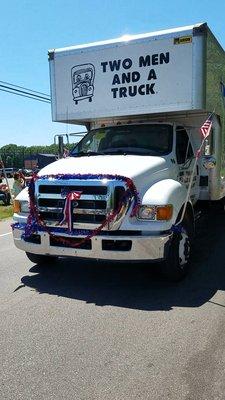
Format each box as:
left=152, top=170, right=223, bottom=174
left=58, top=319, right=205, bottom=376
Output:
left=0, top=143, right=74, bottom=168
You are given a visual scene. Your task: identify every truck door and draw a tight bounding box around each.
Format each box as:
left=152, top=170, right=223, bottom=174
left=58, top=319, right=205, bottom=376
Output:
left=176, top=126, right=199, bottom=203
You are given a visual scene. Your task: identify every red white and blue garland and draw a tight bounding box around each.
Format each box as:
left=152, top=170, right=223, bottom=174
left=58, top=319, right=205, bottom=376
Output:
left=12, top=173, right=141, bottom=248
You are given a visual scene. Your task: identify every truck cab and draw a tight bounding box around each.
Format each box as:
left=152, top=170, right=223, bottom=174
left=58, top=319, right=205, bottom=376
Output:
left=12, top=118, right=202, bottom=280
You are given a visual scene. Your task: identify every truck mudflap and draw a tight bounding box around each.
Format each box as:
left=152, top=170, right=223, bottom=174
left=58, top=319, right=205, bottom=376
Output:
left=13, top=228, right=172, bottom=262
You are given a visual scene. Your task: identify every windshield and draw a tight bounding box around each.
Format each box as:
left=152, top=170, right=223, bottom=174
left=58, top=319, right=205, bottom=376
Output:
left=71, top=124, right=173, bottom=156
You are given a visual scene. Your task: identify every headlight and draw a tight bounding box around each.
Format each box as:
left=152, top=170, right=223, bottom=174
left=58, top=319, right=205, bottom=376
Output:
left=138, top=205, right=173, bottom=221
left=138, top=206, right=156, bottom=220
left=20, top=201, right=29, bottom=213
left=13, top=200, right=29, bottom=214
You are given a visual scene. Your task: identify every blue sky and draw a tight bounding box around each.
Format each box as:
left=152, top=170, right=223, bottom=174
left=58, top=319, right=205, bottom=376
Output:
left=1, top=0, right=225, bottom=147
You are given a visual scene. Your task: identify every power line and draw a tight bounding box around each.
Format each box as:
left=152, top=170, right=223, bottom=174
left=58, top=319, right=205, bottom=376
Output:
left=0, top=87, right=51, bottom=103
left=0, top=83, right=50, bottom=101
left=0, top=80, right=50, bottom=97
left=0, top=80, right=51, bottom=103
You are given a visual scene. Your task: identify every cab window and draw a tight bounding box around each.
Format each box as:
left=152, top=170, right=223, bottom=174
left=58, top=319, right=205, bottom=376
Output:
left=176, top=127, right=194, bottom=164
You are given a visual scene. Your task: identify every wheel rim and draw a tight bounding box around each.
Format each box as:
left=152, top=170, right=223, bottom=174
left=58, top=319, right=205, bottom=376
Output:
left=178, top=229, right=191, bottom=267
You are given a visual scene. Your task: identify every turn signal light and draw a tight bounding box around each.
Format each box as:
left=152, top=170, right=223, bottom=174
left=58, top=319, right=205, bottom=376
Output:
left=156, top=205, right=173, bottom=221
left=13, top=200, right=21, bottom=214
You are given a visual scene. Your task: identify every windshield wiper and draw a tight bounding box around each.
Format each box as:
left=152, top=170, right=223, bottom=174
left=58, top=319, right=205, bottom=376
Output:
left=72, top=151, right=105, bottom=157
left=73, top=149, right=163, bottom=157
left=102, top=149, right=159, bottom=156
left=102, top=149, right=129, bottom=155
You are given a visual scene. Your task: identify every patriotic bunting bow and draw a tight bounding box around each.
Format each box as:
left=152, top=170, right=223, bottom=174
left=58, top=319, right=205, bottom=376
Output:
left=59, top=191, right=83, bottom=232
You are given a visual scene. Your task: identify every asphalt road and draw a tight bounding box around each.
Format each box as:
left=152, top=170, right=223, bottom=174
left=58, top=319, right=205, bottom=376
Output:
left=1, top=204, right=225, bottom=399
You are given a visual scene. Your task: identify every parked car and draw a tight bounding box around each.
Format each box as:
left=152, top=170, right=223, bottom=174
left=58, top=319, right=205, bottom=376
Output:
left=0, top=167, right=15, bottom=178
left=21, top=169, right=33, bottom=177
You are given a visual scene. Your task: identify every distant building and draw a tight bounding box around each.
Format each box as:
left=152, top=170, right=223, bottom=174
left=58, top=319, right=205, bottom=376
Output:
left=24, top=153, right=56, bottom=170
left=37, top=154, right=57, bottom=168
left=24, top=155, right=38, bottom=170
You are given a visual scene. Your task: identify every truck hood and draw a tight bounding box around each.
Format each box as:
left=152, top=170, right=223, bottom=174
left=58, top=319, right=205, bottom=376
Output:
left=38, top=155, right=168, bottom=184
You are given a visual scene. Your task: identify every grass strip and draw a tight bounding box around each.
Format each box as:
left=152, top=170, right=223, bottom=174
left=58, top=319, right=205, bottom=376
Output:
left=0, top=205, right=13, bottom=221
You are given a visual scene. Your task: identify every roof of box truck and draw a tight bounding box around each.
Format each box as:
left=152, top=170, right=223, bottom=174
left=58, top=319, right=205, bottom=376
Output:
left=49, top=22, right=205, bottom=55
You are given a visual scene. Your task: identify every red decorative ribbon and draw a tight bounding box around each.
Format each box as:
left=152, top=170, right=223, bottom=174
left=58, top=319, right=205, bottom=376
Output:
left=24, top=173, right=141, bottom=248
left=59, top=191, right=82, bottom=232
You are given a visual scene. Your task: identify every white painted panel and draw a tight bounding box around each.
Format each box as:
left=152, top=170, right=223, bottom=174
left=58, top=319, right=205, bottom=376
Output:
left=50, top=33, right=203, bottom=122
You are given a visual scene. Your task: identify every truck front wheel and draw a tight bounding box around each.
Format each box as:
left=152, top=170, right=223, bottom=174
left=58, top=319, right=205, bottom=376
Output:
left=161, top=220, right=192, bottom=282
left=26, top=252, right=58, bottom=265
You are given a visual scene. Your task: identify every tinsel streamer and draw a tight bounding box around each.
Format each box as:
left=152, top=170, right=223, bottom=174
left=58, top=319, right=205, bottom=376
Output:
left=59, top=190, right=83, bottom=232
left=171, top=224, right=183, bottom=234
left=20, top=173, right=141, bottom=248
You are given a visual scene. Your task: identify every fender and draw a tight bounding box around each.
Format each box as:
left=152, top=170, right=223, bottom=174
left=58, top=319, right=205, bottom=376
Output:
left=15, top=187, right=29, bottom=201
left=142, top=179, right=188, bottom=226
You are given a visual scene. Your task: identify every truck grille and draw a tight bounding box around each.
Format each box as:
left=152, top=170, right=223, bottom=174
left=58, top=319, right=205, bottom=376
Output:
left=39, top=185, right=107, bottom=195
left=36, top=180, right=125, bottom=229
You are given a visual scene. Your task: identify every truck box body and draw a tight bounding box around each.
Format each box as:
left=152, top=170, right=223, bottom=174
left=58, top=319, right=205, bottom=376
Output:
left=49, top=23, right=225, bottom=125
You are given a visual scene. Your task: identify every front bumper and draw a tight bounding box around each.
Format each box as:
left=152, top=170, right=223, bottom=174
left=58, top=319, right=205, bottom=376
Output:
left=12, top=227, right=172, bottom=261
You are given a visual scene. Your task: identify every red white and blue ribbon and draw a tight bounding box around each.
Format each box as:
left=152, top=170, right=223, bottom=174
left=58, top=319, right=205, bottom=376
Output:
left=14, top=173, right=141, bottom=248
left=59, top=191, right=82, bottom=232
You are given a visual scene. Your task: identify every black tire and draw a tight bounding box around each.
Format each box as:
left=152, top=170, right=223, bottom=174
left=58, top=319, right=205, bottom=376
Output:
left=160, top=219, right=193, bottom=282
left=26, top=252, right=58, bottom=265
left=218, top=197, right=225, bottom=211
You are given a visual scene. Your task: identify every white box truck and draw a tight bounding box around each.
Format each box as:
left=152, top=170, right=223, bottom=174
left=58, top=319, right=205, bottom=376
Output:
left=12, top=23, right=225, bottom=280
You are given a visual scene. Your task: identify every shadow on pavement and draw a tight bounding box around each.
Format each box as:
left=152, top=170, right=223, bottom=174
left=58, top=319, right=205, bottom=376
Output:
left=21, top=202, right=225, bottom=311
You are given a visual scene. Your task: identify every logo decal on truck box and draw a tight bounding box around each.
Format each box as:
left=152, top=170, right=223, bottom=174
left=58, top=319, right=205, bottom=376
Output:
left=100, top=53, right=170, bottom=100
left=174, top=36, right=192, bottom=45
left=71, top=64, right=95, bottom=104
